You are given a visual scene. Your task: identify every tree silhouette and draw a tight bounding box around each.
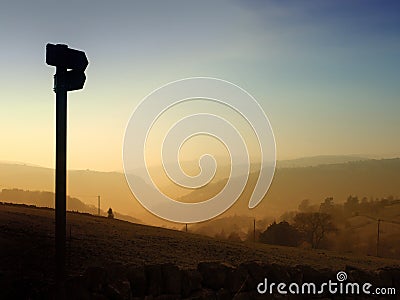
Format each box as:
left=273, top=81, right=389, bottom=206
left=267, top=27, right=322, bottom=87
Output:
left=227, top=231, right=241, bottom=242
left=320, top=197, right=335, bottom=214
left=298, top=199, right=312, bottom=212
left=259, top=221, right=301, bottom=247
left=294, top=212, right=336, bottom=249
left=214, top=229, right=227, bottom=240
left=344, top=195, right=359, bottom=213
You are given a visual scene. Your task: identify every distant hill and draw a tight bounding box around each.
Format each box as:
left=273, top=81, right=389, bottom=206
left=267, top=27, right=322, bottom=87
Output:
left=0, top=188, right=142, bottom=224
left=188, top=215, right=256, bottom=240
left=276, top=155, right=370, bottom=168
left=188, top=215, right=276, bottom=242
left=0, top=162, right=191, bottom=225
left=179, top=158, right=400, bottom=218
left=1, top=158, right=400, bottom=225
left=0, top=162, right=151, bottom=221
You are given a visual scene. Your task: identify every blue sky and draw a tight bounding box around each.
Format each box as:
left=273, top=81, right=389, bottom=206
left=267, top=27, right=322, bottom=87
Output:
left=0, top=0, right=399, bottom=171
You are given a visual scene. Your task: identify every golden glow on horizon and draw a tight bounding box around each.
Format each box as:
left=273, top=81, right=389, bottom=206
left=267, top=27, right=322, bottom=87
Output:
left=142, top=98, right=263, bottom=198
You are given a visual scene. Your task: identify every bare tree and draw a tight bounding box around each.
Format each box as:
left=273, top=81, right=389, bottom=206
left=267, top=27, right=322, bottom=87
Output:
left=294, top=212, right=336, bottom=249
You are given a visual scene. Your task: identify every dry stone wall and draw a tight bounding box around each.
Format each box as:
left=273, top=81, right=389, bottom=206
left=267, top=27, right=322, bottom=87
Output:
left=60, top=262, right=399, bottom=299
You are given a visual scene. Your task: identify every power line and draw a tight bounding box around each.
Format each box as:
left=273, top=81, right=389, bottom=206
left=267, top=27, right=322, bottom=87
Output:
left=381, top=219, right=400, bottom=226
left=353, top=214, right=400, bottom=257
left=355, top=215, right=400, bottom=226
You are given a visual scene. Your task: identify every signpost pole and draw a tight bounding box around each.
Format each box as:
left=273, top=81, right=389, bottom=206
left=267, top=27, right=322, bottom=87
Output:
left=55, top=66, right=67, bottom=285
left=46, top=43, right=88, bottom=295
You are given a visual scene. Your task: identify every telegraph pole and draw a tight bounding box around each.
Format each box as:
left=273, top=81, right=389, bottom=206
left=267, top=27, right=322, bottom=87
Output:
left=377, top=219, right=381, bottom=257
left=253, top=218, right=256, bottom=243
left=98, top=195, right=101, bottom=216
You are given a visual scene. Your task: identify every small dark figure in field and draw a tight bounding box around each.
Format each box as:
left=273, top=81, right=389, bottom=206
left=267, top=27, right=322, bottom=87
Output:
left=107, top=207, right=114, bottom=219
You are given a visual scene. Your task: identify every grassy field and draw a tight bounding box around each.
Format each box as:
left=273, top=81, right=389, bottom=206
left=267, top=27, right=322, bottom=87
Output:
left=1, top=202, right=399, bottom=282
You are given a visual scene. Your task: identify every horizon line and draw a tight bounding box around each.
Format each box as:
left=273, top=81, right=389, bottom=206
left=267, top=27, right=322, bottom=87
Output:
left=1, top=153, right=400, bottom=173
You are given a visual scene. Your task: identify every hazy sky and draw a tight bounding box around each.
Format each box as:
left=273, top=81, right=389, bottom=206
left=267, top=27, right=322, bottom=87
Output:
left=1, top=0, right=399, bottom=171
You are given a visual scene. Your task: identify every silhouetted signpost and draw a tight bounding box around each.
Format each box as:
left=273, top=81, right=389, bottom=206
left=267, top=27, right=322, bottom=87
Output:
left=46, top=44, right=88, bottom=289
